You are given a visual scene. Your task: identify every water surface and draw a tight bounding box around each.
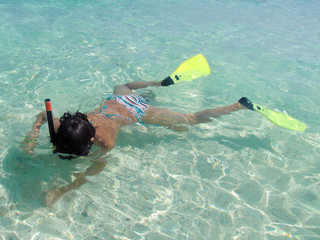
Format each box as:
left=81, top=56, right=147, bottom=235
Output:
left=0, top=0, right=319, bottom=239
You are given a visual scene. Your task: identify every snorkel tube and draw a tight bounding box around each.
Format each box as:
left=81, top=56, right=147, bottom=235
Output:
left=45, top=99, right=56, bottom=143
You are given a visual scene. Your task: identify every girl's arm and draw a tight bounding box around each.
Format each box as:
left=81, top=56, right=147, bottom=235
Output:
left=22, top=111, right=59, bottom=154
left=44, top=155, right=108, bottom=207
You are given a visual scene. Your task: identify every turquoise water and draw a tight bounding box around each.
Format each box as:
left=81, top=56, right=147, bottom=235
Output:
left=0, top=0, right=319, bottom=239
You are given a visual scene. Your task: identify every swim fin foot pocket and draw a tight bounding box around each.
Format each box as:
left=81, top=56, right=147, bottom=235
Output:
left=238, top=97, right=254, bottom=110
left=161, top=76, right=174, bottom=86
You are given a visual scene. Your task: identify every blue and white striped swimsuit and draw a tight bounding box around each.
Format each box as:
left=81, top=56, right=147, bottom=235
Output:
left=113, top=95, right=148, bottom=121
left=100, top=95, right=148, bottom=122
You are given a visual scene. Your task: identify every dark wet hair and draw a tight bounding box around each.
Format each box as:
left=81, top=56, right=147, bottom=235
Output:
left=54, top=112, right=95, bottom=157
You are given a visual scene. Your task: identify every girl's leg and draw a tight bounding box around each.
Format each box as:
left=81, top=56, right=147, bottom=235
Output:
left=195, top=102, right=245, bottom=123
left=142, top=102, right=245, bottom=127
left=113, top=81, right=161, bottom=95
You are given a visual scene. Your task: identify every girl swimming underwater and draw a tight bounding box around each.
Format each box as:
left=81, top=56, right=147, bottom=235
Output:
left=24, top=80, right=245, bottom=206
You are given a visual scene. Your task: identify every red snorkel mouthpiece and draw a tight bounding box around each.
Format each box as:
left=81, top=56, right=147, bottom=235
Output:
left=45, top=99, right=56, bottom=143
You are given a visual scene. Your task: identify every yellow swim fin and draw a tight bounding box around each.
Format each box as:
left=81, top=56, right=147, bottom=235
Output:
left=161, top=54, right=210, bottom=86
left=239, top=97, right=307, bottom=132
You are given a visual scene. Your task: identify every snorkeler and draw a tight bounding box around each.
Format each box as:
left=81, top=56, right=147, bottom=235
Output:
left=23, top=78, right=247, bottom=206
left=23, top=55, right=306, bottom=206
